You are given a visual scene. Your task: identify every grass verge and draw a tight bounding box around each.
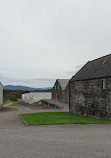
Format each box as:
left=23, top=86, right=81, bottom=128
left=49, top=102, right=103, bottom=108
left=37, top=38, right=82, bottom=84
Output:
left=4, top=100, right=41, bottom=107
left=10, top=101, right=24, bottom=106
left=4, top=100, right=24, bottom=106
left=3, top=100, right=12, bottom=105
left=20, top=112, right=111, bottom=126
left=30, top=100, right=41, bottom=105
left=10, top=100, right=41, bottom=106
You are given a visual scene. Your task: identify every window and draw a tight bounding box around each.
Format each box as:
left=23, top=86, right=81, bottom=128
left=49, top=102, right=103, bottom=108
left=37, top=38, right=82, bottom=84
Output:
left=102, top=79, right=106, bottom=89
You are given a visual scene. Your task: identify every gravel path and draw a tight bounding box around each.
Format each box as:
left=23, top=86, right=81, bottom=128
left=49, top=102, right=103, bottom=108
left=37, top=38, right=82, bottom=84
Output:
left=3, top=103, right=13, bottom=107
left=0, top=104, right=111, bottom=158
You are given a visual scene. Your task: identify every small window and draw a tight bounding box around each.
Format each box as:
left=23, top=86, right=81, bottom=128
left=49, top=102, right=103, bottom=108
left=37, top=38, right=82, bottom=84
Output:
left=102, top=79, right=106, bottom=89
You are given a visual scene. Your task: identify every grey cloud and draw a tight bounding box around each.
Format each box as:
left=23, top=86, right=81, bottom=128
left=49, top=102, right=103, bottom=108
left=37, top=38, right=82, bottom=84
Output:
left=0, top=74, right=56, bottom=88
left=0, top=0, right=111, bottom=87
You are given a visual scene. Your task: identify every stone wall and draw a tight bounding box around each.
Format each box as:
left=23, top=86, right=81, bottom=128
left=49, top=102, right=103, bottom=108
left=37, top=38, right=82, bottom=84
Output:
left=52, top=81, right=69, bottom=103
left=0, top=83, right=3, bottom=106
left=22, top=92, right=51, bottom=104
left=65, top=84, right=69, bottom=103
left=52, top=81, right=62, bottom=102
left=69, top=77, right=111, bottom=119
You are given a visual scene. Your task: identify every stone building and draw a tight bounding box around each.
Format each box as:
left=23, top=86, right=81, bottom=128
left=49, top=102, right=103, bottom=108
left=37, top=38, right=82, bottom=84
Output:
left=64, top=83, right=69, bottom=103
left=52, top=79, right=69, bottom=103
left=0, top=82, right=3, bottom=107
left=69, top=54, right=111, bottom=119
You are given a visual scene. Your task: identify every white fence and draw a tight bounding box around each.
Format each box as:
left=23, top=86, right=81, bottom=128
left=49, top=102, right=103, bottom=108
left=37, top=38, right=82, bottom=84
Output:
left=22, top=92, right=51, bottom=104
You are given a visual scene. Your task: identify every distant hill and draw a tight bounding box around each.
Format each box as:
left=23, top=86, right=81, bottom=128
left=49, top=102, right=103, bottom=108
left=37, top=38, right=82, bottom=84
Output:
left=3, top=85, right=52, bottom=91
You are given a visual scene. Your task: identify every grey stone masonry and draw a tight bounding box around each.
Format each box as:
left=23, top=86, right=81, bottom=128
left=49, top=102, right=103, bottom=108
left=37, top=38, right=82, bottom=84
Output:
left=69, top=77, right=111, bottom=119
left=52, top=80, right=62, bottom=101
left=0, top=82, right=3, bottom=107
left=65, top=84, right=69, bottom=103
left=52, top=79, right=69, bottom=103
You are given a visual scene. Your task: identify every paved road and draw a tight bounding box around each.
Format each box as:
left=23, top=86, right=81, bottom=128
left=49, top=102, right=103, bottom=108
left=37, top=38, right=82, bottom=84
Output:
left=0, top=105, right=111, bottom=158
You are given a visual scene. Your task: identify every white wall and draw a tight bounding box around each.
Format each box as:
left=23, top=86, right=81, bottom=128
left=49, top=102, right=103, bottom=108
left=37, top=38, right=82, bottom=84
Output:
left=22, top=92, right=51, bottom=104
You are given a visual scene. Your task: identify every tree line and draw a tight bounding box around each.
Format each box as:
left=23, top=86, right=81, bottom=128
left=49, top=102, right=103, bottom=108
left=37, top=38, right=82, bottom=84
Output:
left=3, top=89, right=52, bottom=102
left=3, top=90, right=29, bottom=102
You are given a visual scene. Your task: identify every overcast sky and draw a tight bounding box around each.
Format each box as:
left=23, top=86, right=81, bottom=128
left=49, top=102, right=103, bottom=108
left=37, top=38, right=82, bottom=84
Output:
left=0, top=0, right=111, bottom=87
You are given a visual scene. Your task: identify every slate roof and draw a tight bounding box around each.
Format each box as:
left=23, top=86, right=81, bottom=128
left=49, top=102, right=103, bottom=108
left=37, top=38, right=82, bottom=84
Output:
left=57, top=79, right=69, bottom=90
left=70, top=54, right=111, bottom=81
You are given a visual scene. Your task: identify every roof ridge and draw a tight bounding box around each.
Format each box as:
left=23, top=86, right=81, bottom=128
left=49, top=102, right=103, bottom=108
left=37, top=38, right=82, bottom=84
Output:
left=90, top=54, right=111, bottom=62
left=89, top=57, right=110, bottom=78
left=70, top=61, right=90, bottom=80
left=70, top=54, right=111, bottom=81
left=57, top=79, right=69, bottom=80
left=57, top=79, right=69, bottom=90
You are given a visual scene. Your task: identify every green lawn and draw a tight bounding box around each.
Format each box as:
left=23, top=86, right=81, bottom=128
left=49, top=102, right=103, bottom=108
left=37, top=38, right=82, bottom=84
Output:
left=10, top=101, right=24, bottom=106
left=3, top=100, right=12, bottom=105
left=20, top=112, right=111, bottom=126
left=10, top=100, right=41, bottom=106
left=3, top=100, right=39, bottom=107
left=30, top=100, right=41, bottom=105
left=3, top=100, right=24, bottom=106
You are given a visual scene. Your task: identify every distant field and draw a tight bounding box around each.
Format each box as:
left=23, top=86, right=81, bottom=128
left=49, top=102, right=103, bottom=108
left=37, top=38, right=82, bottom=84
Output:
left=20, top=112, right=111, bottom=126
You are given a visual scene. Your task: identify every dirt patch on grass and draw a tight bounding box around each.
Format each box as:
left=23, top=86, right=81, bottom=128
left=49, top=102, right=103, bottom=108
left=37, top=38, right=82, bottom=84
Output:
left=0, top=107, right=17, bottom=112
left=24, top=103, right=47, bottom=110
